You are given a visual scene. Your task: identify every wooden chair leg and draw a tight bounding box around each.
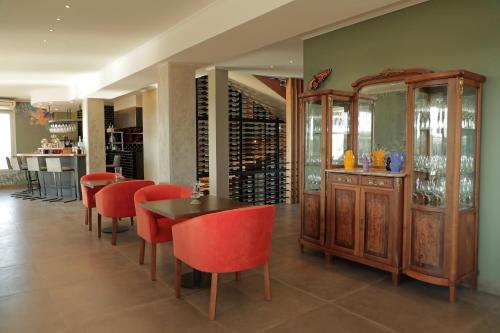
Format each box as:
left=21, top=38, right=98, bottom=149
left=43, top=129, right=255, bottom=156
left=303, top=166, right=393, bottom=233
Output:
left=85, top=207, right=89, bottom=225
left=235, top=271, right=240, bottom=281
left=208, top=272, right=219, bottom=321
left=139, top=239, right=145, bottom=265
left=174, top=258, right=182, bottom=298
left=263, top=261, right=271, bottom=301
left=97, top=214, right=102, bottom=238
left=150, top=243, right=157, bottom=281
left=88, top=208, right=92, bottom=231
left=130, top=217, right=134, bottom=226
left=111, top=218, right=117, bottom=245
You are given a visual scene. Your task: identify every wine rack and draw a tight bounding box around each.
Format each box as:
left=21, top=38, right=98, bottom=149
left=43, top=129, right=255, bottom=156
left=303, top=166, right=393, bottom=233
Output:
left=196, top=76, right=288, bottom=205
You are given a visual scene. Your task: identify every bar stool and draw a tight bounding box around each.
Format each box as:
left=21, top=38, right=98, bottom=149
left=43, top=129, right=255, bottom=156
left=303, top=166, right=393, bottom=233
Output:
left=9, top=157, right=35, bottom=199
left=45, top=158, right=78, bottom=203
left=7, top=157, right=26, bottom=199
left=26, top=157, right=47, bottom=200
left=5, top=156, right=12, bottom=170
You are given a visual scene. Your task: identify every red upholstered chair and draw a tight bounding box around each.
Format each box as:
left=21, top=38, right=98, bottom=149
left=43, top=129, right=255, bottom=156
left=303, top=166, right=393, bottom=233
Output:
left=172, top=205, right=275, bottom=320
left=134, top=184, right=192, bottom=281
left=95, top=180, right=154, bottom=245
left=80, top=172, right=116, bottom=231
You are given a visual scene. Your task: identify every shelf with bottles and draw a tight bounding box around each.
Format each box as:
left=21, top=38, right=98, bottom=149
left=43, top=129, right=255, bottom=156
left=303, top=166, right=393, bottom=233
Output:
left=196, top=75, right=288, bottom=203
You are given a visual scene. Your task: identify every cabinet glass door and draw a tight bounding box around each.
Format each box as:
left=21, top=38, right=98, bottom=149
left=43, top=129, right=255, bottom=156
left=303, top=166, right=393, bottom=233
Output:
left=412, top=85, right=448, bottom=207
left=459, top=85, right=478, bottom=209
left=330, top=97, right=351, bottom=166
left=304, top=99, right=322, bottom=191
left=357, top=98, right=374, bottom=163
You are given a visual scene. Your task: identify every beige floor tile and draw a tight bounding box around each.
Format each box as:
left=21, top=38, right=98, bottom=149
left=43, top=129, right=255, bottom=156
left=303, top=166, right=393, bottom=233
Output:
left=49, top=268, right=172, bottom=328
left=271, top=256, right=385, bottom=301
left=71, top=298, right=228, bottom=333
left=263, top=304, right=394, bottom=333
left=335, top=281, right=490, bottom=332
left=0, top=290, right=68, bottom=333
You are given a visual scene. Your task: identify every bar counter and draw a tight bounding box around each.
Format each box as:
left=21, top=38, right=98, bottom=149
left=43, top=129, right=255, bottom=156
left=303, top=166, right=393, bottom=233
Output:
left=17, top=153, right=86, bottom=157
left=17, top=153, right=86, bottom=199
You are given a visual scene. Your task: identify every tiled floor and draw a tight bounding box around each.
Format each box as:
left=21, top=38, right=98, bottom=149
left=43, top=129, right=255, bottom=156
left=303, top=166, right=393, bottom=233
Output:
left=0, top=187, right=499, bottom=332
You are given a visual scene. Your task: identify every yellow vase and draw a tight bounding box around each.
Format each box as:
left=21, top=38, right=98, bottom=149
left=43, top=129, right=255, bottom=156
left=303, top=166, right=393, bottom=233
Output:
left=372, top=148, right=386, bottom=168
left=344, top=150, right=355, bottom=170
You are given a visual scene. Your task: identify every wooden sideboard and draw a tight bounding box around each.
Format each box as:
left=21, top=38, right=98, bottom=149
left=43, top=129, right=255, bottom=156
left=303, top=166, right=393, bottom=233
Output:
left=300, top=169, right=405, bottom=285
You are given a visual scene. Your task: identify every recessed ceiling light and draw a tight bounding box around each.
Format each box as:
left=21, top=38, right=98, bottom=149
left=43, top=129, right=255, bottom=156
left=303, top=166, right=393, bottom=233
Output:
left=56, top=17, right=62, bottom=21
left=65, top=5, right=70, bottom=9
left=49, top=28, right=54, bottom=32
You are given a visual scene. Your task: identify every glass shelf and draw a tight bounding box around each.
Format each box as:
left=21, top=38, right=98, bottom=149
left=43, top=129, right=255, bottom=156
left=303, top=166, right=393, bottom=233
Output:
left=459, top=86, right=478, bottom=209
left=304, top=99, right=322, bottom=191
left=412, top=85, right=448, bottom=208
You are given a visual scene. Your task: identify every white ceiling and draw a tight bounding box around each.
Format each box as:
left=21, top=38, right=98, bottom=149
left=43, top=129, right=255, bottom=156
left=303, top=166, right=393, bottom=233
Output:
left=0, top=0, right=426, bottom=102
left=0, top=0, right=215, bottom=72
left=216, top=37, right=303, bottom=78
left=0, top=0, right=215, bottom=99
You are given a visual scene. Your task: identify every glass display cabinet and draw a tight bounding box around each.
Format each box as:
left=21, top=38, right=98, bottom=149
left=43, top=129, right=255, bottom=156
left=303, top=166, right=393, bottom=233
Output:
left=404, top=71, right=485, bottom=302
left=299, top=90, right=354, bottom=247
left=298, top=69, right=485, bottom=302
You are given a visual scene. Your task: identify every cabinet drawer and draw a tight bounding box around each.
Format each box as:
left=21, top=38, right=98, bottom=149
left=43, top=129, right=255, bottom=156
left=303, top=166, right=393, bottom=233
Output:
left=328, top=173, right=359, bottom=185
left=361, top=176, right=394, bottom=189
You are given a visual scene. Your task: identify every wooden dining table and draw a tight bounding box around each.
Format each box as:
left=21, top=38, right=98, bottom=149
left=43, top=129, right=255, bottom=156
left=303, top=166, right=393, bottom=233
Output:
left=80, top=177, right=132, bottom=233
left=140, top=195, right=251, bottom=288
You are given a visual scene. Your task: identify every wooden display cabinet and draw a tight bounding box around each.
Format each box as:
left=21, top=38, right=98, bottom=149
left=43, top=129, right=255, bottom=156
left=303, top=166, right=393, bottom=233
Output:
left=298, top=68, right=485, bottom=301
left=298, top=90, right=354, bottom=250
left=403, top=70, right=485, bottom=301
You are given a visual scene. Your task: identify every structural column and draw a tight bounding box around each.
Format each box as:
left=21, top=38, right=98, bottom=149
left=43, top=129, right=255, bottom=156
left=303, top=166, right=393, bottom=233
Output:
left=285, top=78, right=303, bottom=203
left=82, top=98, right=105, bottom=173
left=208, top=68, right=229, bottom=198
left=142, top=88, right=160, bottom=182
left=156, top=62, right=197, bottom=186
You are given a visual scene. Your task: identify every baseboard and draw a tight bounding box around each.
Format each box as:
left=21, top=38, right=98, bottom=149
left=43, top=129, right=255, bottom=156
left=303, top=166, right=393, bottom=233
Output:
left=478, top=279, right=500, bottom=296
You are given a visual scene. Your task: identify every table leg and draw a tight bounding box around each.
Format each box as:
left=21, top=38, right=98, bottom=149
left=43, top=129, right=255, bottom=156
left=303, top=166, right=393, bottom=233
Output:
left=102, top=222, right=130, bottom=233
left=181, top=269, right=211, bottom=289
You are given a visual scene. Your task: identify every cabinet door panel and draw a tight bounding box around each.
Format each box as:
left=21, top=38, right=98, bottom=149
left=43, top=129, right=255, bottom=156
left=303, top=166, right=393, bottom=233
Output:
left=361, top=190, right=391, bottom=263
left=327, top=184, right=358, bottom=253
left=409, top=209, right=446, bottom=277
left=302, top=192, right=321, bottom=244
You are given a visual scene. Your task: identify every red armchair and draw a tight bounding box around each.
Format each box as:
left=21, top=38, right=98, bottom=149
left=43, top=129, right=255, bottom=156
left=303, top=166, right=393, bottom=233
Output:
left=172, top=205, right=275, bottom=320
left=95, top=180, right=154, bottom=245
left=134, top=184, right=192, bottom=280
left=80, top=172, right=116, bottom=231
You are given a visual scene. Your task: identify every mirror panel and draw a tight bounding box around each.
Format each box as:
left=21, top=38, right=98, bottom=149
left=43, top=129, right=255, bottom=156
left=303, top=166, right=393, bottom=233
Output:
left=330, top=97, right=352, bottom=166
left=357, top=81, right=407, bottom=164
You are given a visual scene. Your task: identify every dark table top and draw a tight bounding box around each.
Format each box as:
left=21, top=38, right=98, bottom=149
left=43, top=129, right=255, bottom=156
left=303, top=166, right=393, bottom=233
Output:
left=140, top=195, right=251, bottom=220
left=80, top=178, right=128, bottom=189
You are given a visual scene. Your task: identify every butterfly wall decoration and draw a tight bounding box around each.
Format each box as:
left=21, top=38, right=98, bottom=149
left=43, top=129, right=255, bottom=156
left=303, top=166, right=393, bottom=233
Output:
left=307, top=68, right=332, bottom=90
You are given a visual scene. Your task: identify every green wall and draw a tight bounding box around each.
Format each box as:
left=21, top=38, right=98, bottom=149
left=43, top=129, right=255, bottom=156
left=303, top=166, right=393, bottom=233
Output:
left=15, top=112, right=50, bottom=153
left=304, top=0, right=500, bottom=294
left=15, top=112, right=78, bottom=153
